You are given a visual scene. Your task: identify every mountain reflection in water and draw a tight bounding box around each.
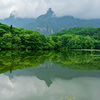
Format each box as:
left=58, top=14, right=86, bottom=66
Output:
left=0, top=50, right=100, bottom=100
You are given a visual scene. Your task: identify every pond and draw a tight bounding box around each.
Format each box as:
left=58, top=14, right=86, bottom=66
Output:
left=0, top=50, right=100, bottom=100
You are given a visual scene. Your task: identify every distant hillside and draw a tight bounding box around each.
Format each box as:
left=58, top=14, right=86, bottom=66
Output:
left=51, top=27, right=100, bottom=40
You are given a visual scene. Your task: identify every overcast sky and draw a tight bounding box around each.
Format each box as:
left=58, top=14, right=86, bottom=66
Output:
left=0, top=0, right=100, bottom=19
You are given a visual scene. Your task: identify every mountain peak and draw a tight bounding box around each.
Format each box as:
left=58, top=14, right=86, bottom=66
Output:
left=46, top=8, right=54, bottom=16
left=9, top=10, right=16, bottom=18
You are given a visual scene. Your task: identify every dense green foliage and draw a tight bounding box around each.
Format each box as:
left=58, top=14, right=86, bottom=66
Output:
left=0, top=23, right=100, bottom=50
left=0, top=23, right=54, bottom=50
left=51, top=27, right=100, bottom=39
left=0, top=50, right=100, bottom=74
left=50, top=27, right=100, bottom=49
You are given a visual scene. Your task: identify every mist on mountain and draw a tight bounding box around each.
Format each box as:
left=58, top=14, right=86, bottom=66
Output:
left=1, top=8, right=100, bottom=36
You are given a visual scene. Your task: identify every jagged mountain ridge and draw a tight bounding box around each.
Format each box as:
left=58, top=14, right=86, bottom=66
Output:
left=24, top=8, right=100, bottom=36
left=1, top=8, right=100, bottom=36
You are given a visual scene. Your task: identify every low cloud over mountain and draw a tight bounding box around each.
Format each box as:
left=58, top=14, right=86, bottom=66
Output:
left=0, top=0, right=100, bottom=19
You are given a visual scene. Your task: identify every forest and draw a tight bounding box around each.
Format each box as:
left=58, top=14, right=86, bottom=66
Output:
left=0, top=23, right=100, bottom=50
left=51, top=27, right=100, bottom=49
left=0, top=23, right=55, bottom=50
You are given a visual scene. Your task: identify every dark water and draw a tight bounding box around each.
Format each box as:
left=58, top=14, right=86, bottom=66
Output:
left=0, top=50, right=100, bottom=100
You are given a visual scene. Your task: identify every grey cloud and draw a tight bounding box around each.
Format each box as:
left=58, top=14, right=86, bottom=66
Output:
left=0, top=0, right=100, bottom=19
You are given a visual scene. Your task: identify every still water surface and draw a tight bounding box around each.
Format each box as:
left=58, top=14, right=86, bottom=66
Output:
left=0, top=50, right=100, bottom=100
